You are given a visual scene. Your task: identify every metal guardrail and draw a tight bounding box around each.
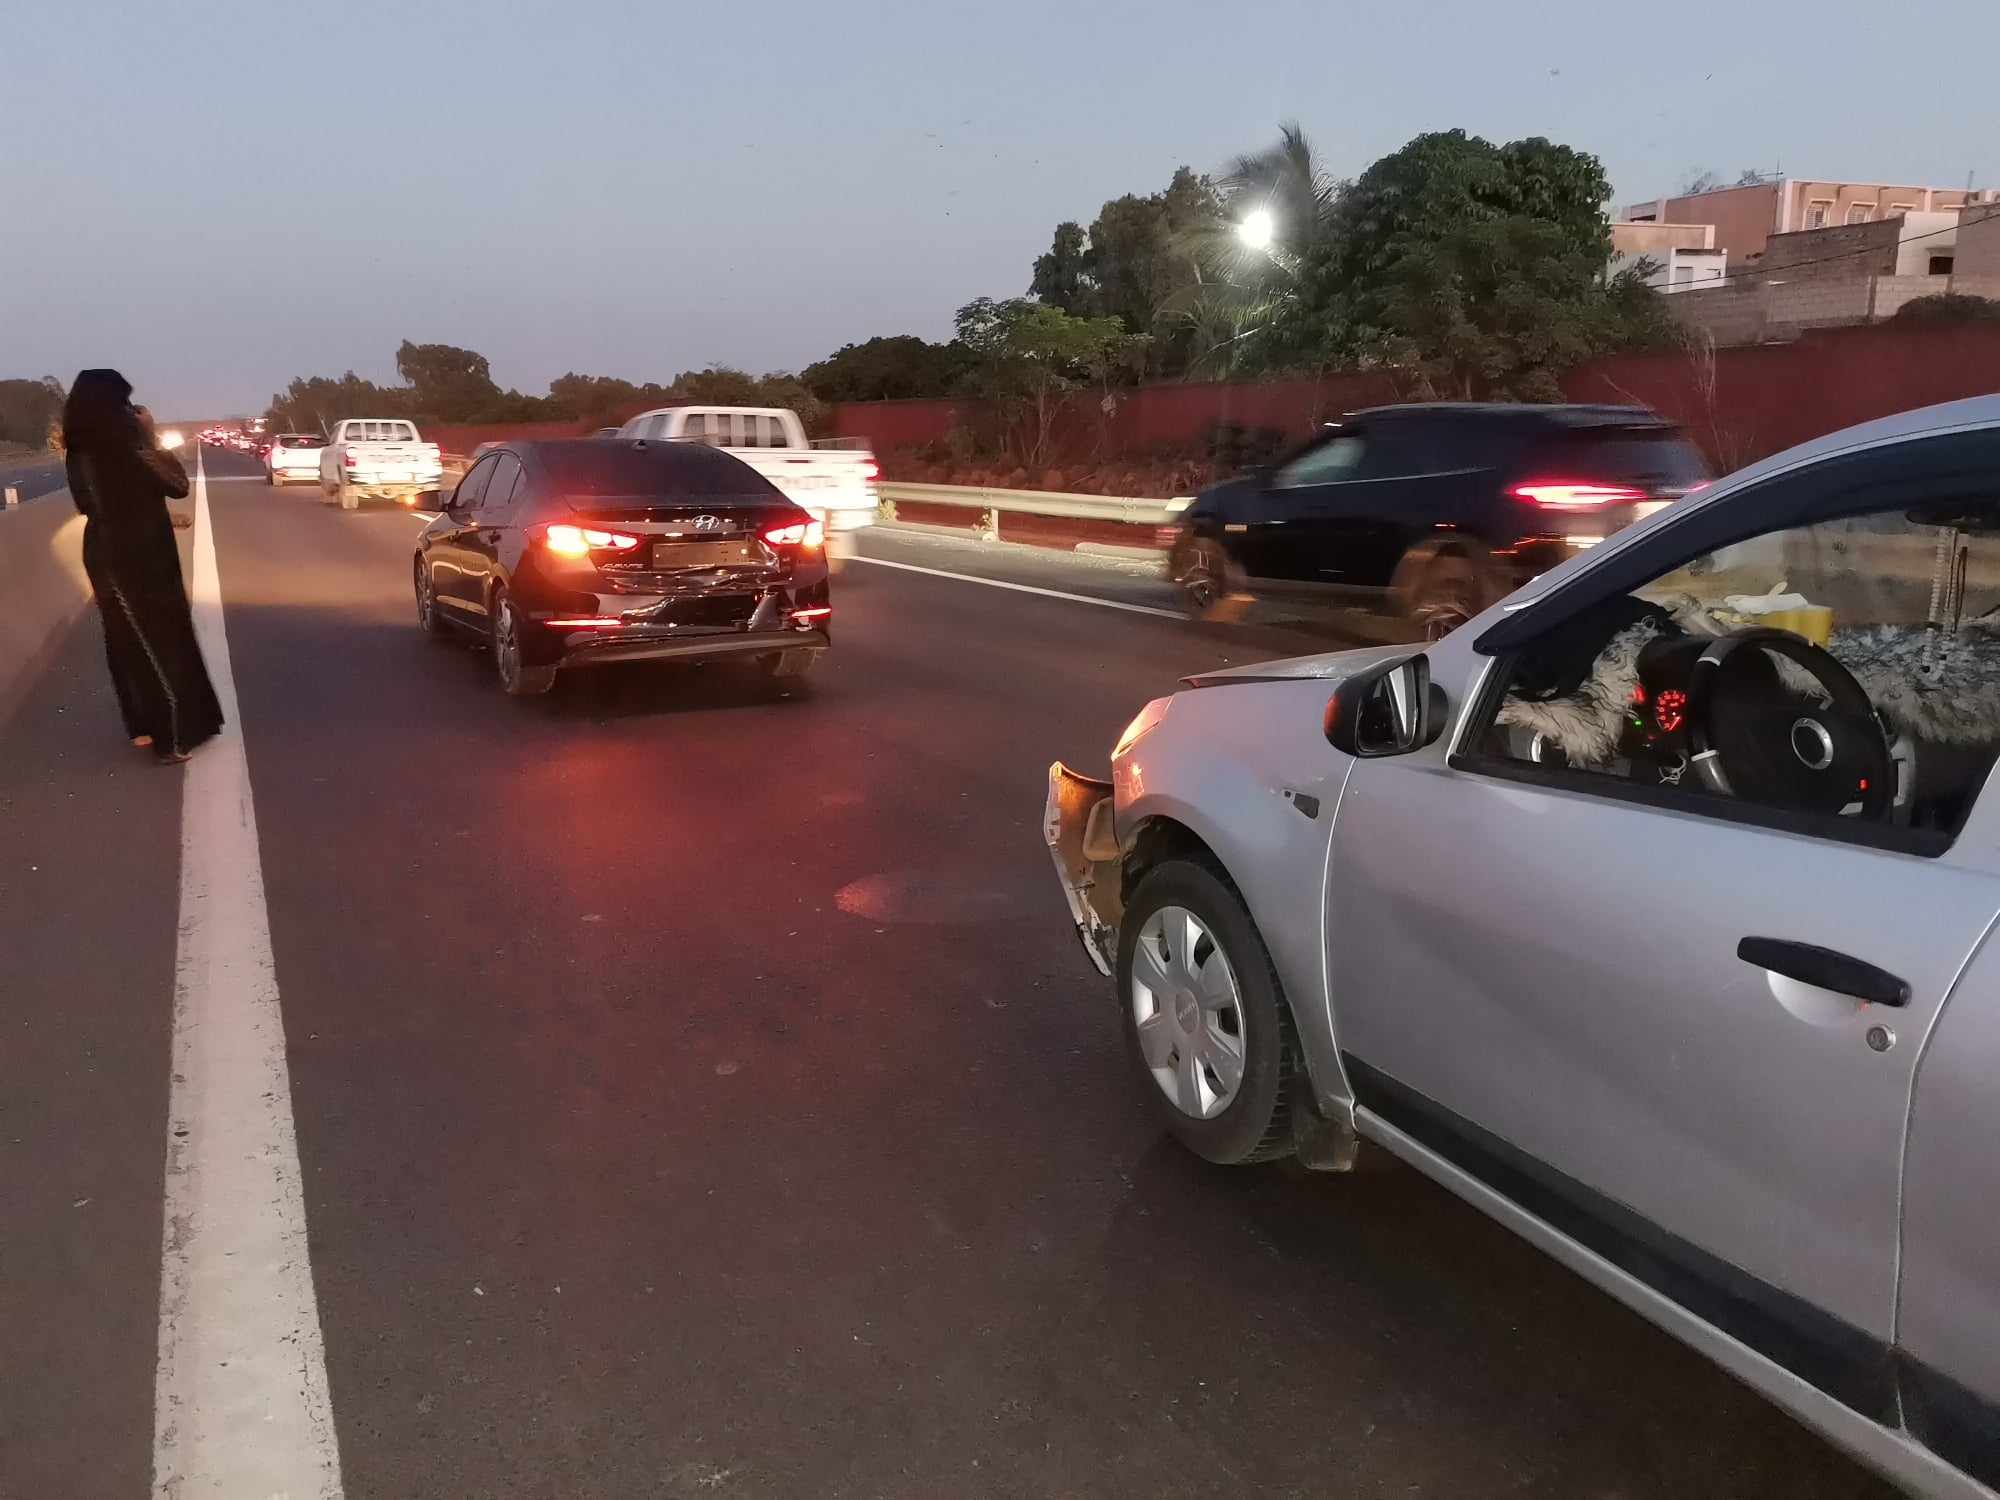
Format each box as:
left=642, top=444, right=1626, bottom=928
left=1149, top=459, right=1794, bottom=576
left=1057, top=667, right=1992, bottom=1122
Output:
left=877, top=481, right=1177, bottom=528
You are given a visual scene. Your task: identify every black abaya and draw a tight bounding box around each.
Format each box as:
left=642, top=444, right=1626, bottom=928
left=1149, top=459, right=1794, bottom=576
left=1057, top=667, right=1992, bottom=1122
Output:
left=66, top=436, right=223, bottom=758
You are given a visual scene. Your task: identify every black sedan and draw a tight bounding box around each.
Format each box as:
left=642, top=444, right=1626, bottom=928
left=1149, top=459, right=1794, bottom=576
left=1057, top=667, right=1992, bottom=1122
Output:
left=413, top=439, right=831, bottom=696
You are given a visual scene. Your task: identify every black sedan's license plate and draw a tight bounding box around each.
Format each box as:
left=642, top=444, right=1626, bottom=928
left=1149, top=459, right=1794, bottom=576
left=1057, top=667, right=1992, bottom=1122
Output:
left=652, top=539, right=758, bottom=569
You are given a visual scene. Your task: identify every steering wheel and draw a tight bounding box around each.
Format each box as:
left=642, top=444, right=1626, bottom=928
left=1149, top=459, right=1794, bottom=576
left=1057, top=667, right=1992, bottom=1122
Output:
left=1687, top=628, right=1893, bottom=821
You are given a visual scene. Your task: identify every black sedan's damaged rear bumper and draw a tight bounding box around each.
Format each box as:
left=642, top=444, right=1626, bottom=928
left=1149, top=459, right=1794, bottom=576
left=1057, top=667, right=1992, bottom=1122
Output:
left=548, top=625, right=829, bottom=671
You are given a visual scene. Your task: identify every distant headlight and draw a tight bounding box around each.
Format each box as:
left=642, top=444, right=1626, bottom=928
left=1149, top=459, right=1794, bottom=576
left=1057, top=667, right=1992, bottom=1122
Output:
left=159, top=429, right=184, bottom=450
left=1113, top=695, right=1174, bottom=759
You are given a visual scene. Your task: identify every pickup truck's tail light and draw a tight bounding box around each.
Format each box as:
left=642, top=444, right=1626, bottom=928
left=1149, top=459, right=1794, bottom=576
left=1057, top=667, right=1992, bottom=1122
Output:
left=861, top=460, right=880, bottom=480
left=539, top=523, right=640, bottom=557
left=790, top=606, right=832, bottom=624
left=763, top=519, right=825, bottom=549
left=343, top=452, right=357, bottom=468
left=1508, top=480, right=1648, bottom=509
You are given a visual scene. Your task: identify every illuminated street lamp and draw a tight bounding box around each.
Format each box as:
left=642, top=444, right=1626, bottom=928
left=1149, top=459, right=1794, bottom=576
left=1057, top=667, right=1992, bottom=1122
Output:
left=1237, top=208, right=1275, bottom=252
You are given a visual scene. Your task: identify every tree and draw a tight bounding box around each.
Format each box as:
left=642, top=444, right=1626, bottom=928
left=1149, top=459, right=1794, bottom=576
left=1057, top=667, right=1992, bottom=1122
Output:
left=1030, top=222, right=1096, bottom=316
left=953, top=297, right=1136, bottom=466
left=395, top=340, right=503, bottom=421
left=1894, top=292, right=2000, bottom=325
left=0, top=375, right=64, bottom=449
left=801, top=337, right=969, bottom=403
left=1162, top=124, right=1340, bottom=377
left=1026, top=168, right=1220, bottom=377
left=266, top=372, right=403, bottom=434
left=1362, top=217, right=1670, bottom=401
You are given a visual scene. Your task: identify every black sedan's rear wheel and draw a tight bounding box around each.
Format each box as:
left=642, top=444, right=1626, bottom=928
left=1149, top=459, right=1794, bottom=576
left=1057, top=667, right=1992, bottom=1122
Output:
left=492, top=589, right=556, bottom=697
left=414, top=559, right=449, bottom=638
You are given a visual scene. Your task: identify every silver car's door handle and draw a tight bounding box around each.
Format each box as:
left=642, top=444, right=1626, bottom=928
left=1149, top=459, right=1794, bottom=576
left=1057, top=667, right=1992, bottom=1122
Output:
left=1738, top=937, right=1910, bottom=1007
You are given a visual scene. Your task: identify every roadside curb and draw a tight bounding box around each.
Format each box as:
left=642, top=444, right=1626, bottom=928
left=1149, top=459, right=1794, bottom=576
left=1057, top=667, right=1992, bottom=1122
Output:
left=1075, top=541, right=1164, bottom=561
left=0, top=498, right=90, bottom=729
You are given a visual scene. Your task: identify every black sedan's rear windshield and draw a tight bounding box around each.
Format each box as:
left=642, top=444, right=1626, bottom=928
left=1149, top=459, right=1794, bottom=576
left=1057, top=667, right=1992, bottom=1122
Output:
left=276, top=434, right=322, bottom=446
left=535, top=440, right=783, bottom=500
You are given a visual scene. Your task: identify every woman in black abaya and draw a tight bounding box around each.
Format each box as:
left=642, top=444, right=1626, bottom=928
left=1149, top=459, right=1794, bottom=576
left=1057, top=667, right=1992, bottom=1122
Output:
left=62, top=369, right=223, bottom=763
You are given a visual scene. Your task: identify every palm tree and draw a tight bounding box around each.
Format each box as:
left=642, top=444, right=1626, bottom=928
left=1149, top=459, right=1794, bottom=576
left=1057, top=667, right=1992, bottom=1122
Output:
left=1161, top=122, right=1343, bottom=377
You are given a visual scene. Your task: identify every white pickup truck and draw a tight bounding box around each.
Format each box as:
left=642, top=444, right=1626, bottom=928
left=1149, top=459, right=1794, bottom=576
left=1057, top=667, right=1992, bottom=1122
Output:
left=615, top=406, right=878, bottom=549
left=319, top=418, right=445, bottom=511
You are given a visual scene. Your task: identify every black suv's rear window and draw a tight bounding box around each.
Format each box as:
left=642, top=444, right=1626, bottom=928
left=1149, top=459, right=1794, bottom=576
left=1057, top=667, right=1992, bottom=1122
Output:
left=1525, top=427, right=1712, bottom=488
left=276, top=434, right=322, bottom=446
left=536, top=440, right=783, bottom=499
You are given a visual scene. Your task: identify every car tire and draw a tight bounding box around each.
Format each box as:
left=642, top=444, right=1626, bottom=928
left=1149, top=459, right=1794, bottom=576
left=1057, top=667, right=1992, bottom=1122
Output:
left=491, top=590, right=556, bottom=697
left=414, top=559, right=450, bottom=638
left=1390, top=540, right=1500, bottom=642
left=1117, top=859, right=1298, bottom=1165
left=264, top=466, right=275, bottom=487
left=1173, top=538, right=1232, bottom=619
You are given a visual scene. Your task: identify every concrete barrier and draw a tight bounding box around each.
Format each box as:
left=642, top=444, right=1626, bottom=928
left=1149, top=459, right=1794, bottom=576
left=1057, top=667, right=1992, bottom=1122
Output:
left=0, top=492, right=91, bottom=723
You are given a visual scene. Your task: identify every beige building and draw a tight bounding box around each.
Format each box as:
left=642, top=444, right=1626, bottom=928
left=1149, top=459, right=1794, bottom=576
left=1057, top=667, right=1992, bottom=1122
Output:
left=1960, top=202, right=2000, bottom=279
left=1621, top=180, right=1993, bottom=263
left=1608, top=222, right=1727, bottom=292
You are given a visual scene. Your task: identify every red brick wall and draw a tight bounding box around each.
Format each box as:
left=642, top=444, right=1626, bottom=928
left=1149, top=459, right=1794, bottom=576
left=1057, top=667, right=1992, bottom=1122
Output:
left=1562, top=322, right=2000, bottom=470
left=829, top=372, right=1401, bottom=461
left=833, top=323, right=2000, bottom=479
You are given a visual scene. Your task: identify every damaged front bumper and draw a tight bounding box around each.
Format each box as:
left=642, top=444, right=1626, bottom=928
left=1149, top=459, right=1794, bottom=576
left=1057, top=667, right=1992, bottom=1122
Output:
left=1042, top=762, right=1123, bottom=977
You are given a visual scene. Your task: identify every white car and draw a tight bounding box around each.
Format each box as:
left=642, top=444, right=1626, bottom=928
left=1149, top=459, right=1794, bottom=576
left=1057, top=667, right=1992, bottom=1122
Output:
left=264, top=433, right=326, bottom=487
left=615, top=406, right=878, bottom=551
left=1045, top=396, right=2000, bottom=1500
left=319, top=418, right=444, bottom=511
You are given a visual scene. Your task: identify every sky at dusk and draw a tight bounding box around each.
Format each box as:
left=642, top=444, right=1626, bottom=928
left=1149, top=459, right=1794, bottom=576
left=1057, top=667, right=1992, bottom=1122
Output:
left=6, top=0, right=1997, bottom=417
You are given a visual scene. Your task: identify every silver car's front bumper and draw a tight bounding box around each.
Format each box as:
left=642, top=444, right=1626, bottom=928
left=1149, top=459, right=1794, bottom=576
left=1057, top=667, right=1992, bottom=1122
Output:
left=1042, top=762, right=1122, bottom=976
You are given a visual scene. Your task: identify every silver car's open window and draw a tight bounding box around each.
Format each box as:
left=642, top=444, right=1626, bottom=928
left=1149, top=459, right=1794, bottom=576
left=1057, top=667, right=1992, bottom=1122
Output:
left=1458, top=494, right=2000, bottom=855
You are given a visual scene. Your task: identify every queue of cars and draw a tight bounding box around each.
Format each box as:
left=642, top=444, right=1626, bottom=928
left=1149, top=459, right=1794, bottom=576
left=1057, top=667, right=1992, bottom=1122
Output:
left=1048, top=395, right=2000, bottom=1500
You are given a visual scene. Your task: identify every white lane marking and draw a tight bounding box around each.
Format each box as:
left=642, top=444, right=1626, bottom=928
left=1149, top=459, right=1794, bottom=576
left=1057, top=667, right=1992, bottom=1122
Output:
left=848, top=553, right=1183, bottom=619
left=153, top=451, right=345, bottom=1498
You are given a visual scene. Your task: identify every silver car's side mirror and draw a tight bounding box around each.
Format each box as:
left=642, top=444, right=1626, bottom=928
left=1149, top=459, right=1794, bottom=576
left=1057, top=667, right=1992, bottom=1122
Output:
left=1324, top=654, right=1449, bottom=757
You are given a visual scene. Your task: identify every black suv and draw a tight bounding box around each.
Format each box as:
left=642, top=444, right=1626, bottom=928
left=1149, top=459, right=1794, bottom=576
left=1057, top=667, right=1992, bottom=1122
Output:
left=1167, top=403, right=1712, bottom=633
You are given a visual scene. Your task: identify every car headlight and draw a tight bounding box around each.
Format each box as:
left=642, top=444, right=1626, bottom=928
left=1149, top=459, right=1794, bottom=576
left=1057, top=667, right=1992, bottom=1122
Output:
left=159, top=429, right=184, bottom=450
left=1113, top=695, right=1174, bottom=759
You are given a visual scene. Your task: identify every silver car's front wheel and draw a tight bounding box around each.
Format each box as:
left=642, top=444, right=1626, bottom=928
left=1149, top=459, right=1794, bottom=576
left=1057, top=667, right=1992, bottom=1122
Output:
left=1118, top=859, right=1297, bottom=1164
left=1131, top=905, right=1245, bottom=1119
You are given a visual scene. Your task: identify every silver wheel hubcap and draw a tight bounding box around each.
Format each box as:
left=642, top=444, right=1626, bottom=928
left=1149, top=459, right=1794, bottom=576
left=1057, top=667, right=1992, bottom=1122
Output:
left=1130, top=905, right=1246, bottom=1119
left=496, top=603, right=518, bottom=684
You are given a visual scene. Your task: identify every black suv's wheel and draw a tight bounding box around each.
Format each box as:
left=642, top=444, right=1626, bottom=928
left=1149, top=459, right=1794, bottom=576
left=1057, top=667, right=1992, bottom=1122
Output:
left=1117, top=859, right=1297, bottom=1164
left=491, top=589, right=556, bottom=696
left=1174, top=538, right=1230, bottom=618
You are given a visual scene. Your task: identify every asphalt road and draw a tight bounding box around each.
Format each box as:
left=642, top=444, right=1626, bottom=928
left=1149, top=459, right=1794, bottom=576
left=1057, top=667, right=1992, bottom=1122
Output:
left=1, top=446, right=1891, bottom=1499
left=0, top=450, right=68, bottom=507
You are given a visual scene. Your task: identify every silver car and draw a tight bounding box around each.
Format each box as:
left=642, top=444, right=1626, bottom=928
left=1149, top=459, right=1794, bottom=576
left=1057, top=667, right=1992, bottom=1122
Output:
left=1046, top=396, right=2000, bottom=1498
